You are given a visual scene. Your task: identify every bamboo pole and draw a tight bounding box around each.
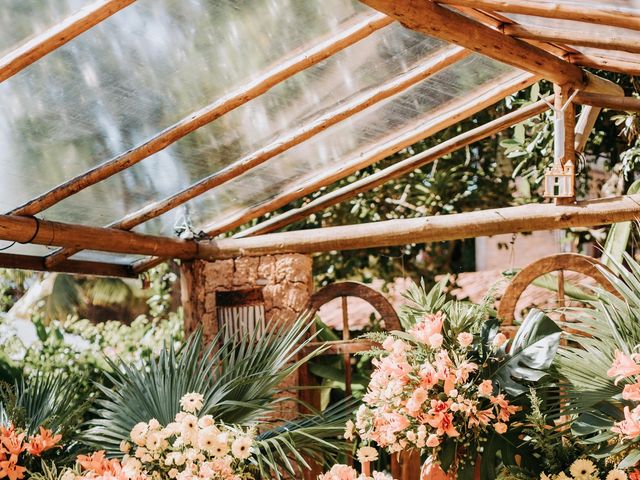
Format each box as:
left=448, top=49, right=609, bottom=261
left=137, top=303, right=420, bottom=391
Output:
left=0, top=253, right=135, bottom=277
left=0, top=0, right=136, bottom=83
left=8, top=12, right=393, bottom=217
left=130, top=71, right=538, bottom=273
left=502, top=24, right=640, bottom=55
left=359, top=0, right=587, bottom=88
left=238, top=98, right=550, bottom=238
left=44, top=46, right=469, bottom=268
left=554, top=83, right=576, bottom=205
left=203, top=195, right=640, bottom=259
left=567, top=52, right=640, bottom=76
left=0, top=215, right=199, bottom=259
left=436, top=0, right=640, bottom=31
left=575, top=92, right=640, bottom=113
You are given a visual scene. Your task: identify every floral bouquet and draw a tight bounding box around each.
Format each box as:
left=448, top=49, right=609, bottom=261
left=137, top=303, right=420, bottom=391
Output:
left=317, top=464, right=393, bottom=480
left=347, top=281, right=562, bottom=479
left=0, top=424, right=62, bottom=480
left=62, top=392, right=255, bottom=480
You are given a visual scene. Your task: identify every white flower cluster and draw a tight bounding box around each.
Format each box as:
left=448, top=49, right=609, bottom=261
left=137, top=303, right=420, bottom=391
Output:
left=122, top=392, right=255, bottom=480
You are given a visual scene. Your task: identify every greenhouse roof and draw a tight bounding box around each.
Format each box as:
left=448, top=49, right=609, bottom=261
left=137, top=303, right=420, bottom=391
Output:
left=1, top=0, right=640, bottom=277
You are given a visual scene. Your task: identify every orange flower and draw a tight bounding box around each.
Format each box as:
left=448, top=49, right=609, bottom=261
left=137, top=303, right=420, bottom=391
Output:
left=0, top=432, right=25, bottom=461
left=77, top=451, right=121, bottom=476
left=26, top=427, right=62, bottom=456
left=0, top=460, right=27, bottom=480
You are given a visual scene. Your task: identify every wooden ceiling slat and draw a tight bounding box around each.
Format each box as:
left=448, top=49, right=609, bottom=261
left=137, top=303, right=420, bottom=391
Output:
left=436, top=0, right=640, bottom=31
left=8, top=12, right=393, bottom=217
left=0, top=252, right=135, bottom=277
left=0, top=0, right=136, bottom=83
left=576, top=92, right=640, bottom=112
left=503, top=23, right=640, bottom=55
left=45, top=46, right=470, bottom=268
left=568, top=52, right=640, bottom=76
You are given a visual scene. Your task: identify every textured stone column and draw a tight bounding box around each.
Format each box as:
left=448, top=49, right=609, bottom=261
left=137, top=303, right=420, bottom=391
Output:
left=180, top=254, right=313, bottom=419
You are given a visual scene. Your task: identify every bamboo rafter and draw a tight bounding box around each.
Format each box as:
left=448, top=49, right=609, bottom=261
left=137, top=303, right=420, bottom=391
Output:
left=44, top=45, right=471, bottom=267
left=0, top=0, right=136, bottom=83
left=8, top=12, right=393, bottom=217
left=131, top=71, right=538, bottom=273
left=436, top=0, right=640, bottom=31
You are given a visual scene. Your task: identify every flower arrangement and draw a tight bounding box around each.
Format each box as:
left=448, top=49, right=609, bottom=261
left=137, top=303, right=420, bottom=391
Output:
left=608, top=350, right=640, bottom=443
left=347, top=281, right=562, bottom=478
left=317, top=464, right=393, bottom=480
left=0, top=424, right=62, bottom=480
left=124, top=392, right=255, bottom=480
left=540, top=459, right=629, bottom=480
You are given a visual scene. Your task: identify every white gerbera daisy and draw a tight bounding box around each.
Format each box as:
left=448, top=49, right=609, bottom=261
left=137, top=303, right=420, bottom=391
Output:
left=179, top=392, right=204, bottom=413
left=231, top=436, right=253, bottom=460
left=357, top=445, right=379, bottom=463
left=569, top=459, right=597, bottom=479
left=606, top=470, right=628, bottom=480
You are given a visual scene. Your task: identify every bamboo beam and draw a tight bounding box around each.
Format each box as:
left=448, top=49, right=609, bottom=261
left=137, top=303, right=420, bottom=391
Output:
left=130, top=71, right=538, bottom=274
left=567, top=52, right=640, bottom=76
left=203, top=195, right=640, bottom=259
left=8, top=12, right=393, bottom=217
left=0, top=0, right=136, bottom=83
left=0, top=215, right=199, bottom=259
left=238, top=98, right=550, bottom=237
left=436, top=0, right=640, bottom=31
left=502, top=23, right=640, bottom=55
left=575, top=92, right=640, bottom=113
left=0, top=253, right=135, bottom=278
left=358, top=0, right=587, bottom=88
left=44, top=46, right=470, bottom=268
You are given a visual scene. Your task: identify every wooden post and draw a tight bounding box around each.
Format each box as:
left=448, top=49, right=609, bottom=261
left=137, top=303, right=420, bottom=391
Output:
left=554, top=83, right=576, bottom=205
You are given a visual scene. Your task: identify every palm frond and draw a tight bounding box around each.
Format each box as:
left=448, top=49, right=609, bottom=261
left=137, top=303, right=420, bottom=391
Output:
left=254, top=398, right=358, bottom=479
left=84, top=312, right=323, bottom=456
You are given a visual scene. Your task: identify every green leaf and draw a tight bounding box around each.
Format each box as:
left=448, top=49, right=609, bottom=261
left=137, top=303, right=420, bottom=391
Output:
left=618, top=449, right=640, bottom=469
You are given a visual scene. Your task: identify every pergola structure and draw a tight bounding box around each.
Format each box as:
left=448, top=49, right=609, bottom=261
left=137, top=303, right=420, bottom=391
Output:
left=2, top=0, right=640, bottom=278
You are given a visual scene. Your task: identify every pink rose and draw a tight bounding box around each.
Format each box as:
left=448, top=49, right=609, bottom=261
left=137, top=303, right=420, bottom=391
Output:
left=492, top=333, right=507, bottom=348
left=478, top=379, right=493, bottom=397
left=426, top=434, right=440, bottom=447
left=457, top=332, right=473, bottom=348
left=494, top=422, right=508, bottom=434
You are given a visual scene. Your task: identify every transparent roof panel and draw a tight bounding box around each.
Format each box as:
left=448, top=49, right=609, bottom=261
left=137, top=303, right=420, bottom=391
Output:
left=0, top=0, right=370, bottom=210
left=0, top=0, right=93, bottom=55
left=139, top=57, right=526, bottom=237
left=43, top=23, right=449, bottom=227
left=0, top=242, right=56, bottom=257
left=68, top=250, right=146, bottom=265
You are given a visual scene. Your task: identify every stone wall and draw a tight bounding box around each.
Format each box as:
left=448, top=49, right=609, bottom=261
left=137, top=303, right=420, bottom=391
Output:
left=180, top=254, right=313, bottom=419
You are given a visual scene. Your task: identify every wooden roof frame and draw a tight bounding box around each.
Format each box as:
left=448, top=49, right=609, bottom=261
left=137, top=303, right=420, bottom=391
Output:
left=2, top=0, right=640, bottom=277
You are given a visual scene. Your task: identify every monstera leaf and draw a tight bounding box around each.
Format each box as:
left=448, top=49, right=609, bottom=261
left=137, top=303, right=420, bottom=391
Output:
left=489, top=309, right=562, bottom=396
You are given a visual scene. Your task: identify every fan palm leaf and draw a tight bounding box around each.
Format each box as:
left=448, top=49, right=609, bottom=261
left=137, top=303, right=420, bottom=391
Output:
left=84, top=312, right=340, bottom=474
